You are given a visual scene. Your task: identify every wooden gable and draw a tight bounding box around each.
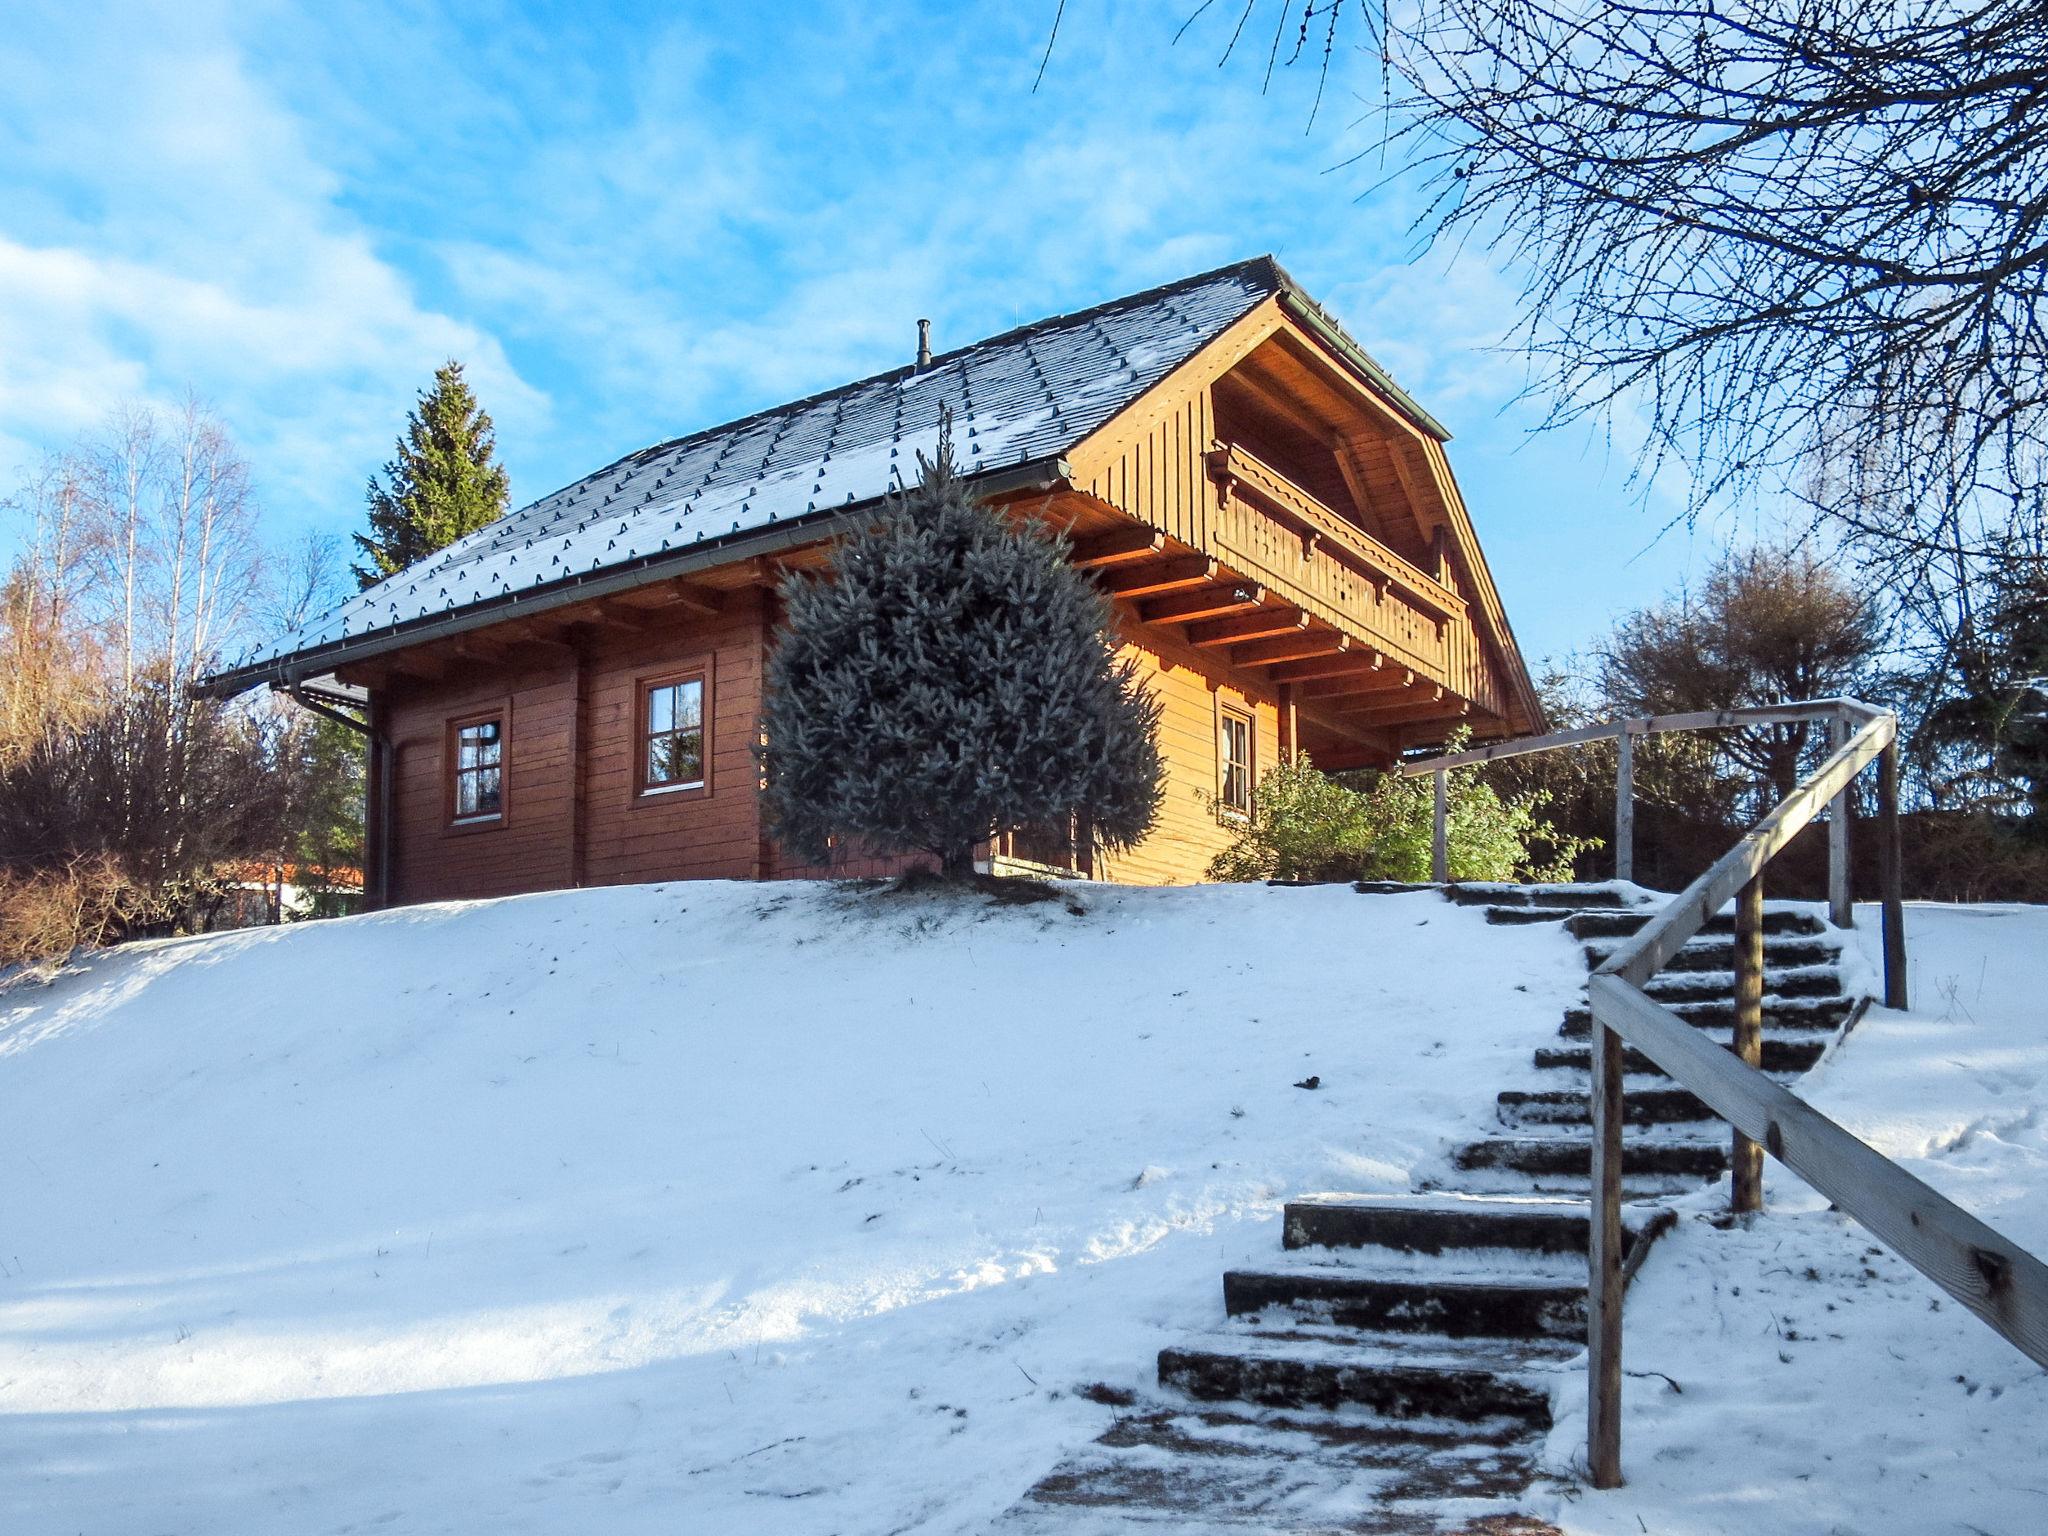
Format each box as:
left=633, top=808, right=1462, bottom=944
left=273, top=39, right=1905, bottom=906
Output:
left=1055, top=293, right=1543, bottom=762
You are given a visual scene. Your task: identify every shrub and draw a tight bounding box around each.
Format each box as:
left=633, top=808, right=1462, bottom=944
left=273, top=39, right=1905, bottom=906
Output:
left=1207, top=744, right=1597, bottom=884
left=0, top=857, right=139, bottom=977
left=760, top=426, right=1164, bottom=877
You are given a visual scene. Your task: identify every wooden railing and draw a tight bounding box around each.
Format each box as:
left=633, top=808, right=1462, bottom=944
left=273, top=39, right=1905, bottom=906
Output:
left=1204, top=442, right=1505, bottom=715
left=1402, top=699, right=2048, bottom=1488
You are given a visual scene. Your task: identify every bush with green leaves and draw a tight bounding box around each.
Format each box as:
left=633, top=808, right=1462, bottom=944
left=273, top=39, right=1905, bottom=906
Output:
left=1207, top=742, right=1596, bottom=884
left=760, top=428, right=1164, bottom=878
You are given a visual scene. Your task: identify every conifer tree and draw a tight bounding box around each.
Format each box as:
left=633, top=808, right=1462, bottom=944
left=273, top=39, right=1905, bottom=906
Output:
left=352, top=362, right=510, bottom=588
left=760, top=424, right=1164, bottom=879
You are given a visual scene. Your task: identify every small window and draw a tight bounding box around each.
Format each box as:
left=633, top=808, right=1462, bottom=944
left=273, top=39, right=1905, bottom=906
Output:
left=1220, top=707, right=1253, bottom=815
left=642, top=674, right=706, bottom=792
left=452, top=716, right=503, bottom=822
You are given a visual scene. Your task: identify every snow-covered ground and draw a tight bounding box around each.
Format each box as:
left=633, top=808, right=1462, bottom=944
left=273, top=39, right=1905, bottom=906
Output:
left=0, top=882, right=2041, bottom=1533
left=0, top=880, right=1576, bottom=1533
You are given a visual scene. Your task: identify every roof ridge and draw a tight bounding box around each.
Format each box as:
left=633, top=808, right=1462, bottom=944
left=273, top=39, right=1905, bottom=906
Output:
left=553, top=254, right=1284, bottom=504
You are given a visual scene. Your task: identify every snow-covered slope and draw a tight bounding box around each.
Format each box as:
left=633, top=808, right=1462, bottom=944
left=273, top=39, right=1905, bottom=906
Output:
left=0, top=880, right=1578, bottom=1534
left=5, top=884, right=2043, bottom=1535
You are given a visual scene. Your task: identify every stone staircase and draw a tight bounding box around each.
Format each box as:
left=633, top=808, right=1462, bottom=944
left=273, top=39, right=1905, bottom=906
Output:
left=993, top=883, right=1867, bottom=1534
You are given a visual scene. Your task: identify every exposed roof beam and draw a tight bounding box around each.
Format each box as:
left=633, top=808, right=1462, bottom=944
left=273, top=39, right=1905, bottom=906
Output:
left=1298, top=668, right=1418, bottom=701
left=1138, top=582, right=1264, bottom=626
left=1265, top=649, right=1386, bottom=684
left=1069, top=524, right=1166, bottom=569
left=1099, top=555, right=1217, bottom=599
left=1232, top=630, right=1350, bottom=667
left=1185, top=607, right=1307, bottom=648
left=1340, top=696, right=1470, bottom=730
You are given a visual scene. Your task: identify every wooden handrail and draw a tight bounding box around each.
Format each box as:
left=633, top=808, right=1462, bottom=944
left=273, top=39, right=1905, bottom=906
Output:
left=1399, top=697, right=1875, bottom=919
left=1577, top=699, right=2048, bottom=1489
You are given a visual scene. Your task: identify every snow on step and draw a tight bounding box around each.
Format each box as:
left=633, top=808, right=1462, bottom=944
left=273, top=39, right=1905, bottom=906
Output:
left=991, top=1402, right=1560, bottom=1533
left=1282, top=1192, right=1673, bottom=1262
left=1159, top=1329, right=1580, bottom=1424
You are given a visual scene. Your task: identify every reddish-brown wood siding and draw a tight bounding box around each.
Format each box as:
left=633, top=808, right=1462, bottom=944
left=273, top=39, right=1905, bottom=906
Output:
left=376, top=590, right=1273, bottom=899
left=383, top=595, right=772, bottom=903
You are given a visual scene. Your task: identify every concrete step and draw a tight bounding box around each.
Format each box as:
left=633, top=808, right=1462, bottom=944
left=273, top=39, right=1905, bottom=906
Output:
left=1224, top=1265, right=1588, bottom=1342
left=1446, top=883, right=1636, bottom=910
left=1282, top=1193, right=1671, bottom=1263
left=1497, top=1087, right=1711, bottom=1128
left=1582, top=935, right=1839, bottom=973
left=1534, top=1036, right=1825, bottom=1076
left=1560, top=994, right=1859, bottom=1036
left=993, top=1403, right=1552, bottom=1529
left=1568, top=907, right=1827, bottom=940
left=1453, top=1135, right=1728, bottom=1180
left=1641, top=963, right=1844, bottom=1002
left=1159, top=1329, right=1578, bottom=1424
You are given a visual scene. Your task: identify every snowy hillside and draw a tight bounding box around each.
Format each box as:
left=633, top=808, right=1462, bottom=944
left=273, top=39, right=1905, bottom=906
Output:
left=1, top=882, right=2042, bottom=1535
left=0, top=880, right=1580, bottom=1533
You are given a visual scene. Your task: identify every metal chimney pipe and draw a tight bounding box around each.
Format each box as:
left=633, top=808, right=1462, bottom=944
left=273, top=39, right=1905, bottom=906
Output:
left=916, top=318, right=932, bottom=371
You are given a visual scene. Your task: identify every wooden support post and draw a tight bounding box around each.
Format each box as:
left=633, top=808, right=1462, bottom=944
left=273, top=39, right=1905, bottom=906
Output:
left=1731, top=873, right=1766, bottom=1214
left=1587, top=1014, right=1626, bottom=1489
left=1615, top=727, right=1635, bottom=884
left=1277, top=683, right=1298, bottom=764
left=1828, top=714, right=1853, bottom=928
left=1879, top=741, right=1909, bottom=1010
left=1432, top=769, right=1449, bottom=884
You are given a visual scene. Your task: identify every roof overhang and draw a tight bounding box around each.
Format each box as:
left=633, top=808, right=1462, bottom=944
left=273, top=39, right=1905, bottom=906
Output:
left=200, top=454, right=1074, bottom=699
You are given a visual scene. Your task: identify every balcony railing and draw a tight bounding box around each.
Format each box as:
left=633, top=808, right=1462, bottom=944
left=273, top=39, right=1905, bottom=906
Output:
left=1204, top=441, right=1499, bottom=714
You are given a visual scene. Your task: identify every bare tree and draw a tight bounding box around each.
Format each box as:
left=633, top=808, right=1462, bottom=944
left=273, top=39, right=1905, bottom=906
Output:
left=1159, top=2, right=2047, bottom=560
left=0, top=455, right=103, bottom=760
left=1598, top=543, right=1885, bottom=804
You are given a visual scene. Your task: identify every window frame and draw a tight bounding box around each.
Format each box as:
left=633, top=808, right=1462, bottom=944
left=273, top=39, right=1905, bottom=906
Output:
left=634, top=662, right=713, bottom=802
left=1217, top=701, right=1255, bottom=819
left=444, top=703, right=511, bottom=832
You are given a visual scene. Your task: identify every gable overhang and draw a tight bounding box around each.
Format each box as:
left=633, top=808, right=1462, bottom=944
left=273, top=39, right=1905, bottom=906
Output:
left=1064, top=282, right=1545, bottom=738
left=197, top=454, right=1074, bottom=700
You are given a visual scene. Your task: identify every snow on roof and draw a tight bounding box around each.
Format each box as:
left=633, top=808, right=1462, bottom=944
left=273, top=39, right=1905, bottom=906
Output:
left=216, top=257, right=1289, bottom=687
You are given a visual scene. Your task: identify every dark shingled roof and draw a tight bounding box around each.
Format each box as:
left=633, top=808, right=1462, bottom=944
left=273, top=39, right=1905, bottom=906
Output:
left=207, top=255, right=1439, bottom=693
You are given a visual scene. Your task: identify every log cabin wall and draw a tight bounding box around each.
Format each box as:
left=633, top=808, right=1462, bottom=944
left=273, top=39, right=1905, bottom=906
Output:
left=1097, top=625, right=1280, bottom=885
left=382, top=594, right=772, bottom=902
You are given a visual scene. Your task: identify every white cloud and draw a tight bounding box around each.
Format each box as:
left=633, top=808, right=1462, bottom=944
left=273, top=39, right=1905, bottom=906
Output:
left=0, top=1, right=544, bottom=531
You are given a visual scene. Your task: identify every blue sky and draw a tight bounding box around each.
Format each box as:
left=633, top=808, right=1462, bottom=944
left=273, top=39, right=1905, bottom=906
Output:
left=0, top=0, right=1722, bottom=666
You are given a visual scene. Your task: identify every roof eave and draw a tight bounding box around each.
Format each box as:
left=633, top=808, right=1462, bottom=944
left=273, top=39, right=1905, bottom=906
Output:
left=196, top=454, right=1075, bottom=700
left=1265, top=270, right=1453, bottom=444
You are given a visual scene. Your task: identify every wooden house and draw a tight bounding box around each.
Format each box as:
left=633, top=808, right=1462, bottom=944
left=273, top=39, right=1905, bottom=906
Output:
left=201, top=258, right=1542, bottom=904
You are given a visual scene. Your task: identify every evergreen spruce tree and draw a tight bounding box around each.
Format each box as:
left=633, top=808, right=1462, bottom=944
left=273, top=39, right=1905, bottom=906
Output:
left=760, top=424, right=1164, bottom=879
left=352, top=361, right=511, bottom=588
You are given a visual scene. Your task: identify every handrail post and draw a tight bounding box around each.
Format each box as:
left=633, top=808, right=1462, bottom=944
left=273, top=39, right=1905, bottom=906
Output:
left=1879, top=740, right=1908, bottom=1009
left=1731, top=873, right=1766, bottom=1213
left=1615, top=726, right=1635, bottom=884
left=1828, top=714, right=1853, bottom=928
left=1587, top=1011, right=1626, bottom=1488
left=1432, top=768, right=1449, bottom=883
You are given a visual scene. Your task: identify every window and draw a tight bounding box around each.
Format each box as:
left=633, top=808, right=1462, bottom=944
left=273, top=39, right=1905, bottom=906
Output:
left=451, top=715, right=504, bottom=823
left=1219, top=707, right=1253, bottom=815
left=641, top=673, right=706, bottom=793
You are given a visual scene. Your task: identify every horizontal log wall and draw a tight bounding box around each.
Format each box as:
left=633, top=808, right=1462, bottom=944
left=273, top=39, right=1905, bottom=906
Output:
left=1097, top=626, right=1279, bottom=885
left=384, top=595, right=774, bottom=902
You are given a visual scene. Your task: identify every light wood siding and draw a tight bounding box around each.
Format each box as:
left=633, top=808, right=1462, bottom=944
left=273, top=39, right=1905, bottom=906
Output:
left=1077, top=385, right=1513, bottom=725
left=1096, top=627, right=1279, bottom=885
left=1081, top=388, right=1218, bottom=554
